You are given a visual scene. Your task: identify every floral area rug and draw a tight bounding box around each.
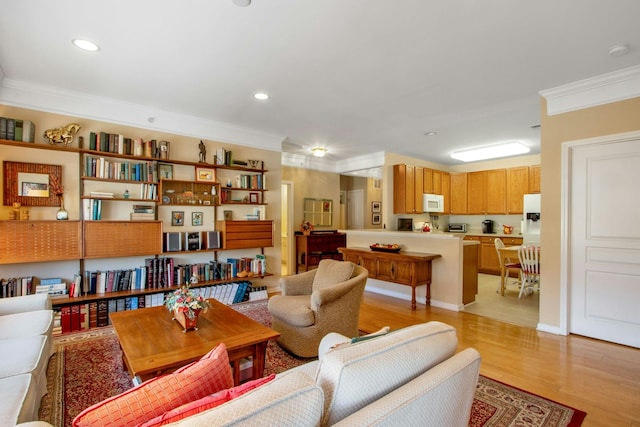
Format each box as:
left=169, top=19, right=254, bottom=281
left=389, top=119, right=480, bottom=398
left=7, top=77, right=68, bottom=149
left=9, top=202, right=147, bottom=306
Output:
left=40, top=299, right=585, bottom=426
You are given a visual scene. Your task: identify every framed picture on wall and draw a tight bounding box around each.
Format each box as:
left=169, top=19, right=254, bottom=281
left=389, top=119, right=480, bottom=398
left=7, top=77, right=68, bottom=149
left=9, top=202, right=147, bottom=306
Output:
left=372, top=201, right=381, bottom=212
left=192, top=212, right=203, bottom=226
left=372, top=213, right=381, bottom=225
left=171, top=211, right=184, bottom=226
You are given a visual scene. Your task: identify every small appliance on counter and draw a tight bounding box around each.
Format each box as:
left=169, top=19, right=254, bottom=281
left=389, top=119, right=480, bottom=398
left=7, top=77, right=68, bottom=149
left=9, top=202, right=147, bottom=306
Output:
left=397, top=217, right=413, bottom=231
left=482, top=219, right=495, bottom=234
left=448, top=223, right=468, bottom=233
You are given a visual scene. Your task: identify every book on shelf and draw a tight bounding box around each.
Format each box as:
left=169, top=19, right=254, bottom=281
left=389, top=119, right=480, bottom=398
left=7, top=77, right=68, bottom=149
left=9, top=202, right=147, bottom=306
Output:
left=133, top=204, right=154, bottom=213
left=13, top=119, right=23, bottom=141
left=89, top=191, right=114, bottom=198
left=130, top=213, right=156, bottom=220
left=83, top=199, right=103, bottom=220
left=21, top=120, right=35, bottom=142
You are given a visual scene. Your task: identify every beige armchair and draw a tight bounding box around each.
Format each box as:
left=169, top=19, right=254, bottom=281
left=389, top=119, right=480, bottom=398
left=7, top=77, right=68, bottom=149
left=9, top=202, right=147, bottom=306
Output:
left=267, top=259, right=368, bottom=358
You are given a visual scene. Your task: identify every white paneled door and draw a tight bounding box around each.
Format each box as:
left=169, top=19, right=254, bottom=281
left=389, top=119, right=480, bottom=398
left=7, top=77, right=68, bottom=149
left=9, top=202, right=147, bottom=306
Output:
left=567, top=132, right=640, bottom=348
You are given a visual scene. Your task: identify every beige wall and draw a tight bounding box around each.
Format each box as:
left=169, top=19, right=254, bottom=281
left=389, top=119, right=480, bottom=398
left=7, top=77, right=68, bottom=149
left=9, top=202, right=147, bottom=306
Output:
left=539, top=96, right=640, bottom=327
left=1, top=104, right=282, bottom=279
left=282, top=166, right=340, bottom=231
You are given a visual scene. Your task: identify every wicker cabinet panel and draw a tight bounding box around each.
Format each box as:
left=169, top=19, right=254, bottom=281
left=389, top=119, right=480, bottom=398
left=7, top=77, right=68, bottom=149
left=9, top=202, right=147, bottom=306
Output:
left=83, top=221, right=162, bottom=258
left=216, top=220, right=273, bottom=249
left=0, top=221, right=82, bottom=264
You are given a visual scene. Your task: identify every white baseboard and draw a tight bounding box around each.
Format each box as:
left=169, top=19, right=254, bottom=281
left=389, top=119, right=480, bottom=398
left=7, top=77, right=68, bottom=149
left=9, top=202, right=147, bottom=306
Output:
left=536, top=323, right=566, bottom=335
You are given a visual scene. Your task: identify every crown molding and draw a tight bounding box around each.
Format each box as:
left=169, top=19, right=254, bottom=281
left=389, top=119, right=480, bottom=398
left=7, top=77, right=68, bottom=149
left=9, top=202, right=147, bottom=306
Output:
left=336, top=151, right=385, bottom=175
left=281, top=152, right=338, bottom=172
left=540, top=65, right=640, bottom=116
left=0, top=78, right=285, bottom=151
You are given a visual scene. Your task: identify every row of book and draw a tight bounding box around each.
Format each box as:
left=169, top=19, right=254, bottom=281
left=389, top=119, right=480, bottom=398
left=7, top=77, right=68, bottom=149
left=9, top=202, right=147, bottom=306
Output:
left=53, top=282, right=268, bottom=334
left=0, top=117, right=36, bottom=142
left=1, top=276, right=79, bottom=299
left=1, top=277, right=34, bottom=298
left=84, top=155, right=160, bottom=182
left=77, top=255, right=268, bottom=296
left=237, top=174, right=264, bottom=190
left=87, top=132, right=170, bottom=159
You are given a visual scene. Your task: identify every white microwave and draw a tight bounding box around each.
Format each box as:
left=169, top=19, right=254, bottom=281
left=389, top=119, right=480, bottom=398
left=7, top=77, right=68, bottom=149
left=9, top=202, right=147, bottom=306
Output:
left=423, top=193, right=444, bottom=213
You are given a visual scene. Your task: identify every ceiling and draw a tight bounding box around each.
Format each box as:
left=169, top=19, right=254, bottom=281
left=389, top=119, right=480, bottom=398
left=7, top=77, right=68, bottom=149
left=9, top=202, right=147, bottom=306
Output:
left=1, top=1, right=639, bottom=171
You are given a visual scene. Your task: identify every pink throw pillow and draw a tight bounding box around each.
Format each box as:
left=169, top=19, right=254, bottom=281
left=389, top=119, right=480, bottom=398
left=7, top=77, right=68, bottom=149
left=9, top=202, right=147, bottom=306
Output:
left=139, top=374, right=276, bottom=426
left=72, top=343, right=234, bottom=427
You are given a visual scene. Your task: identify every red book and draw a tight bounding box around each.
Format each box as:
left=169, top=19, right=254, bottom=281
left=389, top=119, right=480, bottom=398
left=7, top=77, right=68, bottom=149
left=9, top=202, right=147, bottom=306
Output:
left=61, top=306, right=71, bottom=333
left=70, top=304, right=81, bottom=331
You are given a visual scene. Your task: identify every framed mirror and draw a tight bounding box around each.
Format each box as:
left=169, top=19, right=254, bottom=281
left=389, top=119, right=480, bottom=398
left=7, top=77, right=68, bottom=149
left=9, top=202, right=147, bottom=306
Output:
left=3, top=161, right=62, bottom=207
left=303, top=198, right=332, bottom=226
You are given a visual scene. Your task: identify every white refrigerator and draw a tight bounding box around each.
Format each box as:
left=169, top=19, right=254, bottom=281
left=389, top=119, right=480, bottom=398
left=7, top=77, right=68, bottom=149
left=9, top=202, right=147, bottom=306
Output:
left=522, top=194, right=541, bottom=245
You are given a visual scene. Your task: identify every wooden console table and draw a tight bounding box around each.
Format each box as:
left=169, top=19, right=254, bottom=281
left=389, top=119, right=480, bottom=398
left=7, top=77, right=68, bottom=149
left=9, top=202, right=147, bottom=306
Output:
left=338, top=247, right=441, bottom=310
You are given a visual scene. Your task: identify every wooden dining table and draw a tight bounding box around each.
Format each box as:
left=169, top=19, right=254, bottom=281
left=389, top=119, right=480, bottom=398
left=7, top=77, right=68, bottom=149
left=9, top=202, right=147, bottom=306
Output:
left=497, top=245, right=540, bottom=296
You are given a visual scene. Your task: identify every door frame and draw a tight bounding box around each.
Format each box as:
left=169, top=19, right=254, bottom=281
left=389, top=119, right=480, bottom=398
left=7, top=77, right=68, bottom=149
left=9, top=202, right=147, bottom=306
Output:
left=560, top=130, right=640, bottom=335
left=281, top=180, right=295, bottom=276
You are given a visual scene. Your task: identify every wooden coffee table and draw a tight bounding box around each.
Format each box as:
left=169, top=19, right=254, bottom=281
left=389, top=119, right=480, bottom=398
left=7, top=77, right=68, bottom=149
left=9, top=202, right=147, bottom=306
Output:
left=109, top=298, right=279, bottom=385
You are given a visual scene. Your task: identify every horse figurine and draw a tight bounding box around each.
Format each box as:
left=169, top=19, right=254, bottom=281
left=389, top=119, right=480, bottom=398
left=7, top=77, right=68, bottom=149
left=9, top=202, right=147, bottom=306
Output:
left=44, top=123, right=81, bottom=146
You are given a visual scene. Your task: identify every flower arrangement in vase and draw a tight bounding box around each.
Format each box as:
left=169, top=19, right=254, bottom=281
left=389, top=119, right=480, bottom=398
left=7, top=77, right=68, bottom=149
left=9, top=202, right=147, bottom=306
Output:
left=164, top=285, right=211, bottom=332
left=300, top=220, right=314, bottom=235
left=49, top=174, right=68, bottom=220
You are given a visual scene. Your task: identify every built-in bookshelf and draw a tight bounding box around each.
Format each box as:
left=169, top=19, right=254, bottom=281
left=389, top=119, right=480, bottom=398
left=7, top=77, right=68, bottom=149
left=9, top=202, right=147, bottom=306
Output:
left=0, top=136, right=274, bottom=327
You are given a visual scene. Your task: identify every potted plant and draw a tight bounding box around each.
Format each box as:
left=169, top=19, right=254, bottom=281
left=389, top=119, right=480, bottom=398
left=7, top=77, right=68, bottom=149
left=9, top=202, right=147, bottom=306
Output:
left=164, top=285, right=211, bottom=332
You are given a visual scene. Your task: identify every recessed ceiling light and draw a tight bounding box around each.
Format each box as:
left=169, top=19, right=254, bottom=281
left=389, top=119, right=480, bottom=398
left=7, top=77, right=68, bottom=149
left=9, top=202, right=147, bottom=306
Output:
left=232, top=0, right=251, bottom=6
left=608, top=44, right=629, bottom=57
left=450, top=141, right=530, bottom=162
left=72, top=39, right=100, bottom=52
left=254, top=92, right=269, bottom=100
left=424, top=131, right=438, bottom=136
left=311, top=147, right=327, bottom=157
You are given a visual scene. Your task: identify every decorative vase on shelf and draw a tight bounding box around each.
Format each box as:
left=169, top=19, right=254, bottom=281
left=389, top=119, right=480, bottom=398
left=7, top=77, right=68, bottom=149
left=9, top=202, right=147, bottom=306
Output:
left=173, top=308, right=201, bottom=332
left=56, top=196, right=69, bottom=220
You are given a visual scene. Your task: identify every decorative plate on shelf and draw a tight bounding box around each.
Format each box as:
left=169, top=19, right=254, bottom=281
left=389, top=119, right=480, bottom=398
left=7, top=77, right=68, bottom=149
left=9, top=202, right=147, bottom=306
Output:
left=370, top=243, right=401, bottom=253
left=162, top=195, right=171, bottom=204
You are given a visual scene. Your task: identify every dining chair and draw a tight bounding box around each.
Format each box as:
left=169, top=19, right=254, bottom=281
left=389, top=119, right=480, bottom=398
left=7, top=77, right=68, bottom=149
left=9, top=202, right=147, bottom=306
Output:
left=494, top=238, right=521, bottom=294
left=517, top=245, right=540, bottom=298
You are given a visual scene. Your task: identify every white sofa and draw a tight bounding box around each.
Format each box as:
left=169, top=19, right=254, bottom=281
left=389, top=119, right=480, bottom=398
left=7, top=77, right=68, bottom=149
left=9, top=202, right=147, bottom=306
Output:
left=167, top=321, right=480, bottom=426
left=25, top=320, right=480, bottom=427
left=0, top=294, right=54, bottom=427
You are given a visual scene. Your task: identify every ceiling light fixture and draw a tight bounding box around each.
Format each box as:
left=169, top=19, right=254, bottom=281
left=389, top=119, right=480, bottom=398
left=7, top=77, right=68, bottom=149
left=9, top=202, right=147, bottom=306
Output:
left=72, top=39, right=100, bottom=52
left=450, top=141, right=530, bottom=162
left=254, top=92, right=269, bottom=100
left=424, top=131, right=438, bottom=136
left=311, top=147, right=327, bottom=157
left=232, top=0, right=251, bottom=6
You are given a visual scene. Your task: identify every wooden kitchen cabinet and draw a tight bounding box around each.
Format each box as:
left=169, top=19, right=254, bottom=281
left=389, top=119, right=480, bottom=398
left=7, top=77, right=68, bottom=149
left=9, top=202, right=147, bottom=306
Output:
left=529, top=164, right=541, bottom=193
left=393, top=164, right=423, bottom=214
left=473, top=235, right=523, bottom=275
left=449, top=173, right=468, bottom=214
left=432, top=169, right=443, bottom=194
left=506, top=166, right=529, bottom=214
left=467, top=170, right=506, bottom=214
left=423, top=168, right=433, bottom=193
left=441, top=172, right=450, bottom=214
left=467, top=171, right=485, bottom=214
left=486, top=169, right=507, bottom=214
left=479, top=236, right=501, bottom=274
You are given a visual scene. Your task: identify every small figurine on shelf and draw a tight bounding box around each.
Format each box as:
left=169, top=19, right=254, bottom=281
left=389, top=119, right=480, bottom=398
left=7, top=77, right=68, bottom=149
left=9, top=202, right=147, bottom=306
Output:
left=198, top=140, right=207, bottom=163
left=124, top=189, right=130, bottom=199
left=300, top=220, right=314, bottom=235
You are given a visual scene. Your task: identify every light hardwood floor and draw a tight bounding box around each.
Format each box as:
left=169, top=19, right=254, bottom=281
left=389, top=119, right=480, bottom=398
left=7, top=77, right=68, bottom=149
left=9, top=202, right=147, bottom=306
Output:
left=463, top=273, right=539, bottom=328
left=358, top=291, right=640, bottom=427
